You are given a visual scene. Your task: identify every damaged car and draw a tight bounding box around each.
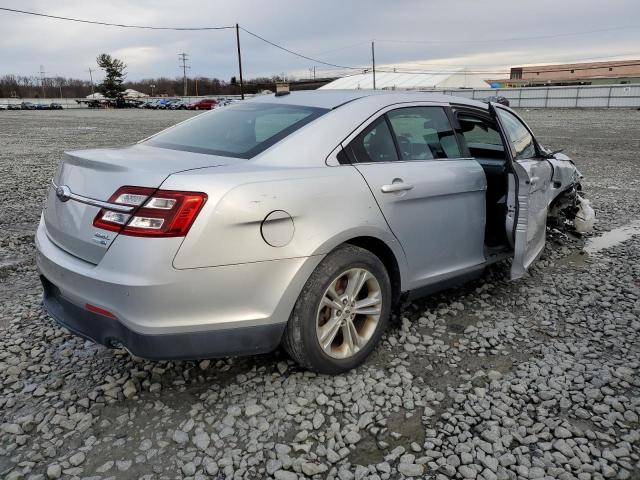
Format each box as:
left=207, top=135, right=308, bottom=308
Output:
left=36, top=90, right=587, bottom=373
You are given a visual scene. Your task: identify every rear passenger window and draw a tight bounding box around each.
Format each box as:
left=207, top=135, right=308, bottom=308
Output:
left=349, top=116, right=399, bottom=163
left=387, top=107, right=460, bottom=160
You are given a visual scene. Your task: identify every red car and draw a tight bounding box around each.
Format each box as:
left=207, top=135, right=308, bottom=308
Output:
left=188, top=99, right=217, bottom=110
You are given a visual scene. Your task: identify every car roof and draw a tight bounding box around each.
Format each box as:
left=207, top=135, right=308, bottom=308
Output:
left=247, top=89, right=489, bottom=110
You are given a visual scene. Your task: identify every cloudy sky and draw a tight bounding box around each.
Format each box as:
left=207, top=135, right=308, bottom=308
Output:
left=1, top=0, right=638, bottom=82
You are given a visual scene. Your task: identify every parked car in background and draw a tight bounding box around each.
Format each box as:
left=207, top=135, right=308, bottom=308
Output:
left=0, top=104, right=7, bottom=110
left=169, top=100, right=189, bottom=110
left=140, top=99, right=160, bottom=109
left=49, top=103, right=63, bottom=110
left=37, top=90, right=586, bottom=373
left=8, top=104, right=21, bottom=110
left=216, top=98, right=236, bottom=108
left=188, top=98, right=217, bottom=110
left=483, top=95, right=510, bottom=107
left=154, top=99, right=172, bottom=109
left=20, top=101, right=37, bottom=110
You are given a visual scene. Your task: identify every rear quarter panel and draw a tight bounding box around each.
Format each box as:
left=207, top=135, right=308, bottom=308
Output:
left=164, top=164, right=407, bottom=279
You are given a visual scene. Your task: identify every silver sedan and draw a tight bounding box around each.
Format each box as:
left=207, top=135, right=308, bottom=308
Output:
left=36, top=90, right=585, bottom=373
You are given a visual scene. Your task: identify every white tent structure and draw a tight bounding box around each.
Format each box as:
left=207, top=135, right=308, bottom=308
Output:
left=123, top=89, right=148, bottom=98
left=320, top=69, right=489, bottom=90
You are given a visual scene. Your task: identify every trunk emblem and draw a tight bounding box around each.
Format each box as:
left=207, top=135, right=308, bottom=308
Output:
left=56, top=185, right=72, bottom=202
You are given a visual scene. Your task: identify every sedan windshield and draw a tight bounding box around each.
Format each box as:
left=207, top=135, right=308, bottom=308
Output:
left=147, top=102, right=328, bottom=158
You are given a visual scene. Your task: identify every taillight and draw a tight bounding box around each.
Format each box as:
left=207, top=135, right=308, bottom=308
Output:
left=93, top=186, right=207, bottom=237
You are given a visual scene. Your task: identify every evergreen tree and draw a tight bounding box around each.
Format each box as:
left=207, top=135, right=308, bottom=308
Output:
left=96, top=54, right=126, bottom=98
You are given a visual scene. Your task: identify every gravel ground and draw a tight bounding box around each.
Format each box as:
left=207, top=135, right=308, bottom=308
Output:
left=0, top=108, right=639, bottom=480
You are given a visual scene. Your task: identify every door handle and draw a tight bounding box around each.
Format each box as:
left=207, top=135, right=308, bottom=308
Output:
left=381, top=182, right=414, bottom=193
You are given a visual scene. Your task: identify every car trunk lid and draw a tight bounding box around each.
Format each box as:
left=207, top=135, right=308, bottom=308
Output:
left=43, top=144, right=240, bottom=264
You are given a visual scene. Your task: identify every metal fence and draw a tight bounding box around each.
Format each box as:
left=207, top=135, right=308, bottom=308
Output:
left=432, top=83, right=640, bottom=108
left=4, top=84, right=640, bottom=109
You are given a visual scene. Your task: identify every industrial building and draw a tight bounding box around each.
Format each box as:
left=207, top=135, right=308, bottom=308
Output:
left=496, top=59, right=640, bottom=87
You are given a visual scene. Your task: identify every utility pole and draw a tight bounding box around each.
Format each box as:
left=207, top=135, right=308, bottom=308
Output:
left=178, top=52, right=190, bottom=96
left=235, top=23, right=244, bottom=100
left=39, top=65, right=48, bottom=100
left=86, top=67, right=95, bottom=94
left=371, top=42, right=376, bottom=90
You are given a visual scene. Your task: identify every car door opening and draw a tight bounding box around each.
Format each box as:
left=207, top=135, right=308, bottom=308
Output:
left=456, top=111, right=511, bottom=249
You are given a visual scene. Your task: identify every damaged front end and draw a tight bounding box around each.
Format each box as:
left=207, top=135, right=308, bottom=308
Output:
left=545, top=151, right=595, bottom=234
left=548, top=181, right=595, bottom=234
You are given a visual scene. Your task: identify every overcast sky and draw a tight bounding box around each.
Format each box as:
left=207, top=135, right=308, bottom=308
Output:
left=1, top=0, right=639, bottom=82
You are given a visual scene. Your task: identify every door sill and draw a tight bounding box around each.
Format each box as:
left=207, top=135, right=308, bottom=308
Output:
left=484, top=244, right=512, bottom=264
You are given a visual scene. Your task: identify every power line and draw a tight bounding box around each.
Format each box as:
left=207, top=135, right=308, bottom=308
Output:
left=311, top=41, right=371, bottom=57
left=3, top=6, right=638, bottom=82
left=0, top=7, right=234, bottom=30
left=240, top=27, right=363, bottom=70
left=348, top=59, right=640, bottom=77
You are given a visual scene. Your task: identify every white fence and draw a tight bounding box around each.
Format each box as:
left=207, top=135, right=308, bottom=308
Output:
left=433, top=83, right=640, bottom=108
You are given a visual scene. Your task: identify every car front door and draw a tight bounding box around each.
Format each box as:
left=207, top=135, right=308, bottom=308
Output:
left=344, top=105, right=487, bottom=290
left=491, top=105, right=554, bottom=279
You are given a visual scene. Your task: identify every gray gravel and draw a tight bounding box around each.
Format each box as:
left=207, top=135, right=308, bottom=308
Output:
left=1, top=108, right=639, bottom=479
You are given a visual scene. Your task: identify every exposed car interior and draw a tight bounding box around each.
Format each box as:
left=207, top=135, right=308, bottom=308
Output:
left=454, top=110, right=511, bottom=249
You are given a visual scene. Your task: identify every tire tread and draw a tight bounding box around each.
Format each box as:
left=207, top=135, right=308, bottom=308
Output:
left=282, top=244, right=390, bottom=373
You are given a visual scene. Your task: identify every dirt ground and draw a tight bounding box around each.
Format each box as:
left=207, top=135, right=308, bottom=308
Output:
left=0, top=107, right=638, bottom=480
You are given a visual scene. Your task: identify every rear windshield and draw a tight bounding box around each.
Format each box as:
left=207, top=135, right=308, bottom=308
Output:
left=146, top=102, right=327, bottom=158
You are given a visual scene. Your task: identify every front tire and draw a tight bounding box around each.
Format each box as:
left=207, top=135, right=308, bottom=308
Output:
left=282, top=245, right=391, bottom=374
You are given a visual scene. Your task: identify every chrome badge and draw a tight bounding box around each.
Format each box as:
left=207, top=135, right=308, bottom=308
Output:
left=92, top=231, right=111, bottom=246
left=56, top=185, right=72, bottom=202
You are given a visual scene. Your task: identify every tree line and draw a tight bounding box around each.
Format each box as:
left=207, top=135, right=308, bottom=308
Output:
left=0, top=73, right=301, bottom=99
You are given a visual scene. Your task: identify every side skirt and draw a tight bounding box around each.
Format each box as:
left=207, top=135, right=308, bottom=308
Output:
left=405, top=263, right=486, bottom=302
left=399, top=248, right=513, bottom=306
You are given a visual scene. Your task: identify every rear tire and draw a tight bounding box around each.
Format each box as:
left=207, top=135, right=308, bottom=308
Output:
left=282, top=244, right=391, bottom=374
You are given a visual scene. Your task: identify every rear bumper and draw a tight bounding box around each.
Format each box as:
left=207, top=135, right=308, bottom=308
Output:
left=41, top=275, right=284, bottom=360
left=35, top=217, right=323, bottom=359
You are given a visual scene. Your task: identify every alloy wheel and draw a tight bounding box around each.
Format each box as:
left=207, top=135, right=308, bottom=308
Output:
left=315, top=268, right=382, bottom=359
